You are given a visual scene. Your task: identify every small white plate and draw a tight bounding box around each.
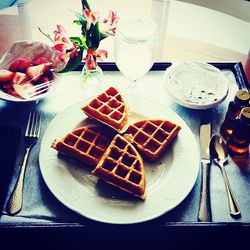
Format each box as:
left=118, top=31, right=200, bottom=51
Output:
left=39, top=95, right=199, bottom=224
left=164, top=62, right=229, bottom=109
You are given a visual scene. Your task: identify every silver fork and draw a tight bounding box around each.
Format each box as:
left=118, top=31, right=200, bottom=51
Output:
left=6, top=111, right=41, bottom=215
left=25, top=81, right=54, bottom=99
left=23, top=71, right=57, bottom=99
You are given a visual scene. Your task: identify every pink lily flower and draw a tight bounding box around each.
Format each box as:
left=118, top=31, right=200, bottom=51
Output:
left=100, top=11, right=119, bottom=35
left=53, top=24, right=78, bottom=64
left=84, top=48, right=108, bottom=70
left=83, top=6, right=100, bottom=30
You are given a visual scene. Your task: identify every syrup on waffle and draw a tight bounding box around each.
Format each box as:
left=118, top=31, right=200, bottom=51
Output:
left=124, top=120, right=181, bottom=161
left=92, top=134, right=146, bottom=200
left=51, top=125, right=114, bottom=167
left=81, top=87, right=129, bottom=132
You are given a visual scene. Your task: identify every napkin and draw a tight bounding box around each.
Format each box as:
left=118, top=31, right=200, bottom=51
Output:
left=0, top=124, right=21, bottom=212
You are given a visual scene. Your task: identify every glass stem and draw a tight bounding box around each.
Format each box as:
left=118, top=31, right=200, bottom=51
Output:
left=128, top=79, right=137, bottom=92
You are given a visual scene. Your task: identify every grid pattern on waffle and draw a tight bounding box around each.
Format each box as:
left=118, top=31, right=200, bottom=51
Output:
left=92, top=134, right=145, bottom=199
left=125, top=120, right=181, bottom=161
left=52, top=126, right=113, bottom=167
left=82, top=87, right=127, bottom=131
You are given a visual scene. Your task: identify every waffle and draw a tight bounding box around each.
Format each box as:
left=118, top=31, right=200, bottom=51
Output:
left=92, top=134, right=146, bottom=200
left=124, top=120, right=181, bottom=161
left=81, top=87, right=129, bottom=132
left=51, top=125, right=114, bottom=167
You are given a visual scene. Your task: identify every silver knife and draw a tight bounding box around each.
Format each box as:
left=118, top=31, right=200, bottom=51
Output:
left=197, top=122, right=212, bottom=222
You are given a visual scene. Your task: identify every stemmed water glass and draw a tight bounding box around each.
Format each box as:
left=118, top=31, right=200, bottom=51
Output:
left=114, top=17, right=158, bottom=96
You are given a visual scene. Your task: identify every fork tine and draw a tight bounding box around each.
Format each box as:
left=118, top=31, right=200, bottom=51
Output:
left=35, top=112, right=41, bottom=137
left=25, top=112, right=33, bottom=137
left=31, top=112, right=37, bottom=136
left=31, top=112, right=39, bottom=137
left=26, top=81, right=54, bottom=94
left=25, top=112, right=40, bottom=137
left=30, top=112, right=37, bottom=137
left=31, top=87, right=50, bottom=98
left=26, top=83, right=53, bottom=99
left=24, top=80, right=55, bottom=99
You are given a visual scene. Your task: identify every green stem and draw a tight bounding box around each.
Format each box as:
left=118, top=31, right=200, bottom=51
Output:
left=83, top=66, right=90, bottom=83
left=38, top=27, right=54, bottom=43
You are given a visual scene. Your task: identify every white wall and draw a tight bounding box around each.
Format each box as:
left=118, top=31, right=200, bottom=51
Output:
left=167, top=1, right=250, bottom=54
left=178, top=0, right=250, bottom=22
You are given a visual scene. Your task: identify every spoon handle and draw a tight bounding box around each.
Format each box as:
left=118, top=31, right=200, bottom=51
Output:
left=221, top=166, right=241, bottom=216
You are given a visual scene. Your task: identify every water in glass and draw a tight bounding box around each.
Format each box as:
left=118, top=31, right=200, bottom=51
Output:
left=114, top=17, right=158, bottom=95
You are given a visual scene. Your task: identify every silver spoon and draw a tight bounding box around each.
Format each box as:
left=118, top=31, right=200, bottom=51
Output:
left=210, top=135, right=241, bottom=216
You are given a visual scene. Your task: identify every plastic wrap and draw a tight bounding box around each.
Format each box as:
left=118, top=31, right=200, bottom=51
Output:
left=0, top=40, right=62, bottom=102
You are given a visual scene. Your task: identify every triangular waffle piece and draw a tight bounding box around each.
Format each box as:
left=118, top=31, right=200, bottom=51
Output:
left=124, top=120, right=181, bottom=161
left=51, top=125, right=114, bottom=167
left=92, top=134, right=146, bottom=200
left=81, top=87, right=129, bottom=132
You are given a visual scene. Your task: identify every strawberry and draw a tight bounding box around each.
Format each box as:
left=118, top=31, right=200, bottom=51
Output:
left=44, top=68, right=54, bottom=81
left=0, top=78, right=19, bottom=98
left=13, top=81, right=35, bottom=99
left=1, top=83, right=13, bottom=92
left=9, top=58, right=32, bottom=73
left=0, top=69, right=14, bottom=82
left=7, top=89, right=20, bottom=98
left=26, top=63, right=50, bottom=82
left=12, top=72, right=27, bottom=85
left=33, top=56, right=50, bottom=65
left=41, top=76, right=50, bottom=83
left=39, top=76, right=50, bottom=93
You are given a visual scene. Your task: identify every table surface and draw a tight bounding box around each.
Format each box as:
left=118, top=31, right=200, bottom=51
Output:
left=0, top=0, right=249, bottom=64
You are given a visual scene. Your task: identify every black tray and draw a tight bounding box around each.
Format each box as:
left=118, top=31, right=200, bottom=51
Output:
left=77, top=61, right=250, bottom=90
left=1, top=62, right=250, bottom=249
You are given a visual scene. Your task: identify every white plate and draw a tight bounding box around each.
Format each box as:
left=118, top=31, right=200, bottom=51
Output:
left=164, top=62, right=229, bottom=109
left=39, top=95, right=200, bottom=224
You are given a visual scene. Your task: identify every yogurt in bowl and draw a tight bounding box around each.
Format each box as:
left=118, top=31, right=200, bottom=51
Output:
left=164, top=62, right=229, bottom=109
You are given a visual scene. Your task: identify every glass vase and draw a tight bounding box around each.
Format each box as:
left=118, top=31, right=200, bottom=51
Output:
left=81, top=61, right=103, bottom=93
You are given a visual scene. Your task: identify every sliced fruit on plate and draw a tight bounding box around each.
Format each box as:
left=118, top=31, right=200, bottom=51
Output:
left=92, top=134, right=146, bottom=200
left=43, top=68, right=54, bottom=81
left=12, top=72, right=27, bottom=85
left=7, top=88, right=20, bottom=98
left=0, top=69, right=14, bottom=82
left=40, top=77, right=51, bottom=92
left=13, top=81, right=35, bottom=99
left=26, top=63, right=52, bottom=82
left=81, top=87, right=130, bottom=132
left=124, top=119, right=181, bottom=161
left=33, top=56, right=50, bottom=65
left=1, top=82, right=13, bottom=92
left=41, top=76, right=50, bottom=83
left=9, top=58, right=32, bottom=73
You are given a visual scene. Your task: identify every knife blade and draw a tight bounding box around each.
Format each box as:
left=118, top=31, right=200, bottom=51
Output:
left=197, top=122, right=212, bottom=222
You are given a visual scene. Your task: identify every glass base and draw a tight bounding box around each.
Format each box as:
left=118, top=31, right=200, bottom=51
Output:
left=81, top=65, right=103, bottom=93
left=119, top=79, right=150, bottom=98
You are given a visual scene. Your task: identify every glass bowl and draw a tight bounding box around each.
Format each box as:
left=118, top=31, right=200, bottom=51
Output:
left=0, top=40, right=62, bottom=102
